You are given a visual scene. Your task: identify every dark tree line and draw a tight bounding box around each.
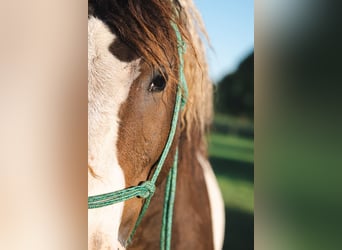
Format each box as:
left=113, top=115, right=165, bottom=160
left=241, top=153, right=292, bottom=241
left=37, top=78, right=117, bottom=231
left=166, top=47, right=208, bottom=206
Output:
left=214, top=51, right=254, bottom=120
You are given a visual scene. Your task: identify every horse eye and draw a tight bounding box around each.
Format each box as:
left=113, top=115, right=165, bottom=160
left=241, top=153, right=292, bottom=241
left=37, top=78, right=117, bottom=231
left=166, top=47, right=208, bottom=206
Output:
left=148, top=75, right=166, bottom=92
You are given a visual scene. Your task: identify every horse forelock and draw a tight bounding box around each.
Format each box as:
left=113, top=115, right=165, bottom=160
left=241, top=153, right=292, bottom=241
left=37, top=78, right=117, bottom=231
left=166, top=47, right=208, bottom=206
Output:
left=180, top=0, right=213, bottom=141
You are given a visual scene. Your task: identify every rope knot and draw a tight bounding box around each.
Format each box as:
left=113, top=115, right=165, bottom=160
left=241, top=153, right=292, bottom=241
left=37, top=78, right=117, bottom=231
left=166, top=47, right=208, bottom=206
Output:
left=138, top=181, right=156, bottom=199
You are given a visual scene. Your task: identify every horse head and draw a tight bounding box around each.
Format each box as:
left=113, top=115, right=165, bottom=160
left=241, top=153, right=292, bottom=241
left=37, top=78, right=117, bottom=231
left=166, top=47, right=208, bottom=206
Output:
left=88, top=1, right=186, bottom=248
left=88, top=1, right=223, bottom=249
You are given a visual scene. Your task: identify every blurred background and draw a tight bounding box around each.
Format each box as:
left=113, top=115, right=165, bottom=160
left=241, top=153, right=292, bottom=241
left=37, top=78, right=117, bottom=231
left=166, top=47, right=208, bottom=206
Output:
left=196, top=1, right=254, bottom=249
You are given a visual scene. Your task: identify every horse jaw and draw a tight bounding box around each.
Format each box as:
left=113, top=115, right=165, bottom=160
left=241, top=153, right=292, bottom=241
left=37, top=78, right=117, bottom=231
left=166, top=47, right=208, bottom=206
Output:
left=88, top=17, right=140, bottom=250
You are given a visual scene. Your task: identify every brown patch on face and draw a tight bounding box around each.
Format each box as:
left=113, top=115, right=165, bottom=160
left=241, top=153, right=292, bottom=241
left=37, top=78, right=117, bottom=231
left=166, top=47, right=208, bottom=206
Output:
left=116, top=60, right=178, bottom=242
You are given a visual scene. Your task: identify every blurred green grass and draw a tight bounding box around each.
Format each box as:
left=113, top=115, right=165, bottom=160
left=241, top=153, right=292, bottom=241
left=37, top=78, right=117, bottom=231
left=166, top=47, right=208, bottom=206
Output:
left=209, top=132, right=254, bottom=164
left=216, top=175, right=254, bottom=213
left=214, top=113, right=254, bottom=131
left=208, top=121, right=254, bottom=250
left=209, top=132, right=254, bottom=214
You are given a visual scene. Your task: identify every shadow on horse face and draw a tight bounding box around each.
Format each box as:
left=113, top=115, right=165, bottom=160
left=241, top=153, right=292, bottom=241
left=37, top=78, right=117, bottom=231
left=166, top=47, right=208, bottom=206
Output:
left=88, top=16, right=178, bottom=249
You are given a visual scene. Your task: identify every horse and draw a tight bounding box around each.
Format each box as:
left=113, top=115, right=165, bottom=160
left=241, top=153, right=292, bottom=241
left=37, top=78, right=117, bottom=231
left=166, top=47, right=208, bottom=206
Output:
left=88, top=0, right=225, bottom=249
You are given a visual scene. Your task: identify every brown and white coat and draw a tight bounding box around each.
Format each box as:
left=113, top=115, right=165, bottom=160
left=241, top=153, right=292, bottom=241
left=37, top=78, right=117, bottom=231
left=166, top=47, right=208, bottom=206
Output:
left=88, top=1, right=224, bottom=249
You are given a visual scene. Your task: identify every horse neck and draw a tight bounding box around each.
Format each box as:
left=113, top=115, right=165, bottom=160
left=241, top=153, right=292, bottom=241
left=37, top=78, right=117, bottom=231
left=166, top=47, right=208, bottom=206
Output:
left=127, top=126, right=214, bottom=250
left=166, top=127, right=214, bottom=249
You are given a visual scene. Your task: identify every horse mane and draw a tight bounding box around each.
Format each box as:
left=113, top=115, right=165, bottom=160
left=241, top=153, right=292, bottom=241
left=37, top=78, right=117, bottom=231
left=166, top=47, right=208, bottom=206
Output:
left=179, top=0, right=213, bottom=142
left=90, top=0, right=213, bottom=144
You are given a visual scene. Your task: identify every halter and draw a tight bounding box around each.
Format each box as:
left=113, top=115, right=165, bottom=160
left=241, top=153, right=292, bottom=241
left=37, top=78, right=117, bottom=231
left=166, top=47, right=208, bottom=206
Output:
left=88, top=22, right=187, bottom=250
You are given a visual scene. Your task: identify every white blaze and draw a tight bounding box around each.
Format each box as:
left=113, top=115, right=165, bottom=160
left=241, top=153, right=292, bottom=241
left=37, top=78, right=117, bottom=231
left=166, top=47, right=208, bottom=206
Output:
left=88, top=17, right=140, bottom=250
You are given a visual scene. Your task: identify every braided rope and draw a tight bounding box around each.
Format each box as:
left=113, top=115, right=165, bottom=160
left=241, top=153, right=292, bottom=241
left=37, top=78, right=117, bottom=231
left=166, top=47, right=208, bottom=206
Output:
left=161, top=150, right=178, bottom=250
left=88, top=181, right=155, bottom=209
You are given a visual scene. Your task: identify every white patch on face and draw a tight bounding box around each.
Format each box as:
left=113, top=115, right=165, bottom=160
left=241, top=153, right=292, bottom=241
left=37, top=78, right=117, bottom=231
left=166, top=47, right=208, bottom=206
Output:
left=88, top=17, right=140, bottom=250
left=197, top=152, right=225, bottom=250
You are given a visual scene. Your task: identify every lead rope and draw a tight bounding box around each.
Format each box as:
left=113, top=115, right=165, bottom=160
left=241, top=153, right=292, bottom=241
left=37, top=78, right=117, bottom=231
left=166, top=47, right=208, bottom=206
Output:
left=159, top=22, right=186, bottom=250
left=161, top=149, right=178, bottom=250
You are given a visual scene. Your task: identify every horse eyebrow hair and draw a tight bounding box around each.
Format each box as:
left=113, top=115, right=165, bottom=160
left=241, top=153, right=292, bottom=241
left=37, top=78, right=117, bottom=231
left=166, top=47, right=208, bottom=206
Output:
left=152, top=67, right=168, bottom=79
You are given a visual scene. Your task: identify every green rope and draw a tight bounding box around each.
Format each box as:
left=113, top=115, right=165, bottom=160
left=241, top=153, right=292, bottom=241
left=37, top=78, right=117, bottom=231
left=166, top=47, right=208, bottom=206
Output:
left=161, top=167, right=172, bottom=246
left=161, top=149, right=178, bottom=250
left=171, top=22, right=188, bottom=109
left=88, top=181, right=155, bottom=209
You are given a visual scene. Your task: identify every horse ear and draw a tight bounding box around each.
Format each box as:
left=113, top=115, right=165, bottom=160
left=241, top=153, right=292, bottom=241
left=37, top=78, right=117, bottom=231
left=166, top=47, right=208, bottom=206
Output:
left=88, top=1, right=95, bottom=17
left=109, top=39, right=139, bottom=63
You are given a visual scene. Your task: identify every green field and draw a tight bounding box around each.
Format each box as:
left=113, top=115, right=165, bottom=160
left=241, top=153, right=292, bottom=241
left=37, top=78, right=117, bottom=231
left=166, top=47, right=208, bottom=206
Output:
left=208, top=131, right=254, bottom=250
left=209, top=132, right=254, bottom=164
